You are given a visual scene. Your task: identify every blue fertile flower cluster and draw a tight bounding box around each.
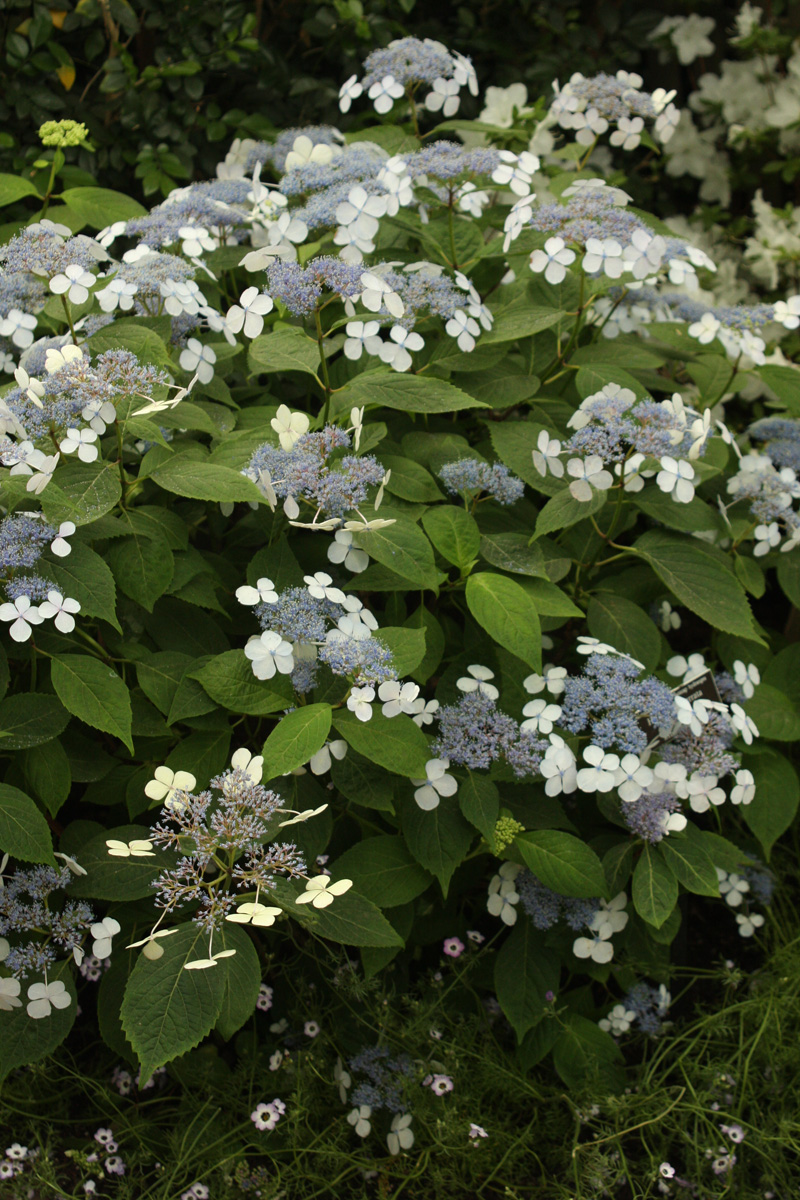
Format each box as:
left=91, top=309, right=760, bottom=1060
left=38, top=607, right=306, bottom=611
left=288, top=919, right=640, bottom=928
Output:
left=559, top=653, right=676, bottom=753
left=349, top=1046, right=414, bottom=1114
left=438, top=459, right=525, bottom=505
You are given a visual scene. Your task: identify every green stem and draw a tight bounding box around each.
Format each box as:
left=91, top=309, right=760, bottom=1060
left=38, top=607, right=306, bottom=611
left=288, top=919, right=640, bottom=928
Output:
left=115, top=421, right=128, bottom=507
left=447, top=199, right=458, bottom=269
left=60, top=295, right=78, bottom=345
left=315, top=308, right=333, bottom=425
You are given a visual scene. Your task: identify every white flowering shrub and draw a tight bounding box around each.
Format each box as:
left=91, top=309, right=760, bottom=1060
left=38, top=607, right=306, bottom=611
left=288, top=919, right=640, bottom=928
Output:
left=0, top=30, right=797, bottom=1133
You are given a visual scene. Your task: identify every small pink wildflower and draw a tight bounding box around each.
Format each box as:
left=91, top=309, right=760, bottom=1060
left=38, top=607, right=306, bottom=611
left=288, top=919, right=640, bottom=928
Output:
left=443, top=937, right=465, bottom=958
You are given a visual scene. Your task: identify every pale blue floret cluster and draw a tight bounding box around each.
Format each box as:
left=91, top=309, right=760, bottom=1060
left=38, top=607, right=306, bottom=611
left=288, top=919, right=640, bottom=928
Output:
left=622, top=792, right=683, bottom=843
left=559, top=654, right=676, bottom=753
left=349, top=1045, right=414, bottom=1114
left=0, top=863, right=94, bottom=978
left=516, top=871, right=598, bottom=931
left=0, top=514, right=55, bottom=570
left=124, top=185, right=251, bottom=247
left=750, top=418, right=800, bottom=473
left=660, top=712, right=738, bottom=779
left=0, top=225, right=98, bottom=277
left=265, top=257, right=365, bottom=314
left=622, top=982, right=670, bottom=1035
left=248, top=426, right=385, bottom=517
left=433, top=692, right=547, bottom=777
left=566, top=395, right=701, bottom=462
left=406, top=143, right=501, bottom=181
left=619, top=286, right=777, bottom=331
left=148, top=766, right=305, bottom=934
left=438, top=459, right=525, bottom=504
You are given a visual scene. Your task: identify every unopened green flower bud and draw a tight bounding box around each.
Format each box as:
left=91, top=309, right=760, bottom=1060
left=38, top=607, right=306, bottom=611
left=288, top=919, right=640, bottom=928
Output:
left=492, top=815, right=525, bottom=854
left=38, top=120, right=90, bottom=149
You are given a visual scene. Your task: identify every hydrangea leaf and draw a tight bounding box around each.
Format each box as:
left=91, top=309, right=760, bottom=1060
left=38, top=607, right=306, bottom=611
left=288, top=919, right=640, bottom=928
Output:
left=50, top=654, right=133, bottom=753
left=495, top=919, right=560, bottom=1041
left=465, top=572, right=542, bottom=672
left=0, top=782, right=54, bottom=864
left=516, top=830, right=606, bottom=899
left=120, top=922, right=227, bottom=1083
left=261, top=703, right=332, bottom=781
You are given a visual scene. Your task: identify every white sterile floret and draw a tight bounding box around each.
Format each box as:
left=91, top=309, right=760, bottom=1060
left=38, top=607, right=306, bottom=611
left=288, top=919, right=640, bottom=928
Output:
left=368, top=74, right=405, bottom=114
left=753, top=522, right=781, bottom=556
left=729, top=703, right=759, bottom=745
left=295, top=876, right=353, bottom=909
left=244, top=631, right=294, bottom=680
left=411, top=697, right=440, bottom=727
left=347, top=1105, right=372, bottom=1137
left=532, top=429, right=564, bottom=477
left=503, top=193, right=535, bottom=251
left=412, top=758, right=457, bottom=811
left=732, top=661, right=760, bottom=699
left=279, top=803, right=328, bottom=827
left=445, top=309, right=480, bottom=353
left=425, top=76, right=461, bottom=116
left=270, top=403, right=310, bottom=451
left=230, top=748, right=264, bottom=783
left=49, top=263, right=94, bottom=305
left=307, top=740, right=347, bottom=775
left=582, top=237, right=625, bottom=278
left=236, top=577, right=278, bottom=606
left=347, top=685, right=375, bottom=722
left=616, top=753, right=655, bottom=803
left=623, top=229, right=666, bottom=280
left=487, top=862, right=521, bottom=925
left=524, top=666, right=568, bottom=696
left=304, top=571, right=346, bottom=604
left=38, top=590, right=81, bottom=634
left=45, top=343, right=83, bottom=374
left=457, top=664, right=499, bottom=699
left=284, top=134, right=337, bottom=171
left=658, top=601, right=681, bottom=632
left=730, top=768, right=755, bottom=805
left=656, top=456, right=695, bottom=504
left=336, top=186, right=387, bottom=237
left=59, top=427, right=98, bottom=463
left=226, top=287, right=274, bottom=339
left=344, top=320, right=382, bottom=361
left=674, top=695, right=725, bottom=737
left=339, top=73, right=363, bottom=113
left=530, top=236, right=576, bottom=284
left=688, top=312, right=721, bottom=344
left=144, top=766, right=197, bottom=804
left=96, top=277, right=138, bottom=313
left=0, top=978, right=22, bottom=1010
left=572, top=924, right=615, bottom=963
left=736, top=912, right=765, bottom=938
left=91, top=917, right=121, bottom=959
left=577, top=745, right=620, bottom=793
left=387, top=1112, right=414, bottom=1155
left=491, top=150, right=539, bottom=195
left=379, top=325, right=425, bottom=372
left=328, top=529, right=369, bottom=573
left=106, top=838, right=155, bottom=858
left=457, top=182, right=490, bottom=217
left=599, top=1003, right=637, bottom=1034
left=179, top=338, right=216, bottom=383
left=665, top=652, right=706, bottom=681
left=26, top=980, right=71, bottom=1020
left=0, top=308, right=37, bottom=347
left=567, top=455, right=614, bottom=502
left=359, top=271, right=404, bottom=317
left=540, top=737, right=578, bottom=796
left=520, top=698, right=562, bottom=735
left=609, top=115, right=644, bottom=151
left=591, top=892, right=629, bottom=933
left=718, top=870, right=749, bottom=907
left=676, top=771, right=725, bottom=813
left=0, top=596, right=43, bottom=643
left=379, top=680, right=421, bottom=718
left=225, top=902, right=283, bottom=926
left=179, top=225, right=217, bottom=257
left=773, top=296, right=800, bottom=330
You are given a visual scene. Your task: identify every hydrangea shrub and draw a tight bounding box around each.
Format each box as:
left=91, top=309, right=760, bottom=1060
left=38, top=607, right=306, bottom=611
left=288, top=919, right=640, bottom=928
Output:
left=0, top=36, right=798, bottom=1112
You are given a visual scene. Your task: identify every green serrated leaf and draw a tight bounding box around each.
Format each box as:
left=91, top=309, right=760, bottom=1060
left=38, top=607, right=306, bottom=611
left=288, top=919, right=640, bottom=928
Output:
left=50, top=655, right=133, bottom=753
left=516, top=830, right=606, bottom=898
left=465, top=572, right=542, bottom=672
left=0, top=783, right=54, bottom=863
left=261, top=704, right=332, bottom=780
